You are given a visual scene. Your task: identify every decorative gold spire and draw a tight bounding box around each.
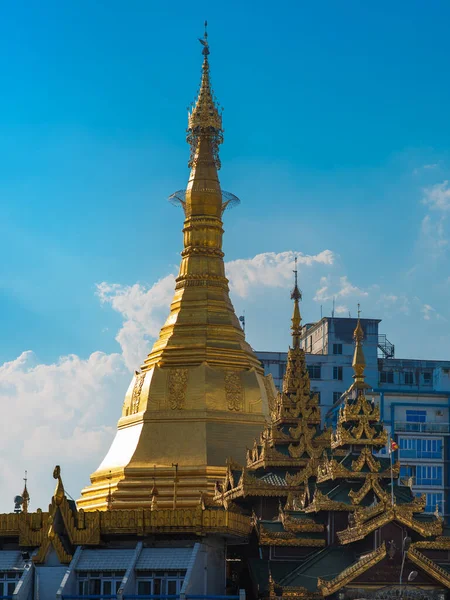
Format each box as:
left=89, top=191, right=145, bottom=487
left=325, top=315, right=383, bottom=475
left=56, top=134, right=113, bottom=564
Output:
left=187, top=21, right=223, bottom=168
left=290, top=257, right=302, bottom=349
left=78, top=26, right=270, bottom=511
left=22, top=471, right=29, bottom=514
left=351, top=304, right=369, bottom=392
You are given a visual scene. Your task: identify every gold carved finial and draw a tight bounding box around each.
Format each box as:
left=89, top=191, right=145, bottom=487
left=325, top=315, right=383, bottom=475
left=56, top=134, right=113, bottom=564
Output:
left=187, top=22, right=223, bottom=170
left=52, top=465, right=65, bottom=506
left=22, top=471, right=30, bottom=514
left=290, top=257, right=302, bottom=349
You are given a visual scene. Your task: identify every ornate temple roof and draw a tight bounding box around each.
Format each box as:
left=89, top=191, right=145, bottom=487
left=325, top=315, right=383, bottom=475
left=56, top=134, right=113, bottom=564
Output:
left=216, top=267, right=330, bottom=508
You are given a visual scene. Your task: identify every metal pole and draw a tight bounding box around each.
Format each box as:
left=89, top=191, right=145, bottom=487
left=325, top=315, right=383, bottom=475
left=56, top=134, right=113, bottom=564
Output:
left=389, top=434, right=394, bottom=507
left=172, top=463, right=178, bottom=509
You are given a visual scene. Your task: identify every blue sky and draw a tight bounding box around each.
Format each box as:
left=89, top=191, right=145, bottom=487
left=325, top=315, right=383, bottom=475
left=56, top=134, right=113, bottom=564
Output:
left=1, top=1, right=450, bottom=509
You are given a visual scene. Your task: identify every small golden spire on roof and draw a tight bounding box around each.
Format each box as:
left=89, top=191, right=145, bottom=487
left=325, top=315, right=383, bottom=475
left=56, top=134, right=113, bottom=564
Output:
left=351, top=304, right=369, bottom=392
left=290, top=257, right=302, bottom=349
left=22, top=470, right=29, bottom=514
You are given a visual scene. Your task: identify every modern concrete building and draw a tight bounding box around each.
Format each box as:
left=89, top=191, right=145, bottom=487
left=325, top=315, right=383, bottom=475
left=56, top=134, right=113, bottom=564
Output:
left=256, top=316, right=450, bottom=516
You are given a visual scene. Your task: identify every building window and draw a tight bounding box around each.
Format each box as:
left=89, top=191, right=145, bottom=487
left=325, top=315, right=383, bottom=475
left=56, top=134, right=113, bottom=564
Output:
left=399, top=437, right=443, bottom=459
left=0, top=573, right=20, bottom=597
left=333, top=391, right=342, bottom=404
left=307, top=365, right=321, bottom=380
left=77, top=571, right=125, bottom=596
left=404, top=371, right=414, bottom=385
left=380, top=371, right=394, bottom=384
left=423, top=372, right=432, bottom=384
left=416, top=465, right=443, bottom=486
left=400, top=465, right=414, bottom=479
left=136, top=571, right=185, bottom=596
left=333, top=366, right=343, bottom=381
left=406, top=410, right=426, bottom=423
left=416, top=492, right=444, bottom=514
left=333, top=343, right=342, bottom=355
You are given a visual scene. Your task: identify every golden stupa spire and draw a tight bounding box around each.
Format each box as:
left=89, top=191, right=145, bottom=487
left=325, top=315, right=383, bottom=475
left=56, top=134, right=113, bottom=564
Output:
left=290, top=257, right=302, bottom=349
left=78, top=25, right=271, bottom=511
left=351, top=304, right=369, bottom=392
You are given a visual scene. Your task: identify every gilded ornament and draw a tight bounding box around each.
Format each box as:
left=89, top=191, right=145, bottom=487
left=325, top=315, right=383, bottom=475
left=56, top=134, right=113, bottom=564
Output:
left=167, top=368, right=188, bottom=410
left=317, top=543, right=386, bottom=596
left=225, top=371, right=243, bottom=411
left=131, top=372, right=145, bottom=414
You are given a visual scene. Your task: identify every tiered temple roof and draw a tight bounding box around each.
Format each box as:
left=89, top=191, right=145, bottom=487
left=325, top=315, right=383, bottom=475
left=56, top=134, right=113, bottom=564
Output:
left=216, top=265, right=330, bottom=515
left=216, top=302, right=450, bottom=598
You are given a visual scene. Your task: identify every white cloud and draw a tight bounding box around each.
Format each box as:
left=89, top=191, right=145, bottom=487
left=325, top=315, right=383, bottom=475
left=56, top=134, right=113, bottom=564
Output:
left=0, top=350, right=128, bottom=512
left=335, top=305, right=349, bottom=315
left=422, top=180, right=450, bottom=212
left=226, top=250, right=334, bottom=298
left=413, top=163, right=439, bottom=175
left=418, top=180, right=450, bottom=257
left=422, top=303, right=436, bottom=321
left=378, top=293, right=410, bottom=315
left=314, top=275, right=368, bottom=302
left=96, top=276, right=176, bottom=371
left=420, top=214, right=449, bottom=256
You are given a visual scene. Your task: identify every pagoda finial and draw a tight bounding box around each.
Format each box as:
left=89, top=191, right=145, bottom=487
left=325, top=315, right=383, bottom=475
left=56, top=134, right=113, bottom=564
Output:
left=187, top=22, right=223, bottom=170
left=290, top=257, right=302, bottom=349
left=351, top=305, right=368, bottom=391
left=22, top=470, right=29, bottom=514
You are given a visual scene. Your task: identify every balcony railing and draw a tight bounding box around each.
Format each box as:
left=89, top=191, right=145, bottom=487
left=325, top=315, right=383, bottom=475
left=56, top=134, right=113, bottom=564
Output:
left=395, top=421, right=450, bottom=433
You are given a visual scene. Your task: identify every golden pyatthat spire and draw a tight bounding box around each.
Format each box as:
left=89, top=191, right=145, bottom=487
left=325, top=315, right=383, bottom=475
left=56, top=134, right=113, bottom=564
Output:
left=290, top=257, right=302, bottom=349
left=78, top=25, right=271, bottom=511
left=351, top=305, right=369, bottom=392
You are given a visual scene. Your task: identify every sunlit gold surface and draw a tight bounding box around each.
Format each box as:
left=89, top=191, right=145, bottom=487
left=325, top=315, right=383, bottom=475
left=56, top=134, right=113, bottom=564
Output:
left=78, top=31, right=268, bottom=511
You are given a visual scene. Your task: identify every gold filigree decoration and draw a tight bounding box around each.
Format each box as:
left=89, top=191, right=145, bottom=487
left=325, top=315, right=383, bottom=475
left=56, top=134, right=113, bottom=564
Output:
left=258, top=524, right=325, bottom=547
left=338, top=498, right=442, bottom=545
left=348, top=474, right=388, bottom=505
left=263, top=374, right=276, bottom=412
left=351, top=446, right=381, bottom=472
left=168, top=368, right=188, bottom=410
left=407, top=547, right=450, bottom=588
left=225, top=371, right=243, bottom=411
left=279, top=505, right=324, bottom=533
left=317, top=543, right=386, bottom=596
left=305, top=488, right=356, bottom=513
left=131, top=372, right=145, bottom=414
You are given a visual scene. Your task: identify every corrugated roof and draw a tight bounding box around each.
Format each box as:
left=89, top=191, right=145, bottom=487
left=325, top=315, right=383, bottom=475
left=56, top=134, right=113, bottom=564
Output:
left=136, top=547, right=193, bottom=571
left=260, top=472, right=286, bottom=486
left=76, top=549, right=135, bottom=571
left=0, top=551, right=25, bottom=571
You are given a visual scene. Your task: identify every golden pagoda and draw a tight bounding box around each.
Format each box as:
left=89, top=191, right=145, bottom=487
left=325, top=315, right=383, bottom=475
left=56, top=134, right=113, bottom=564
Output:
left=78, top=25, right=274, bottom=511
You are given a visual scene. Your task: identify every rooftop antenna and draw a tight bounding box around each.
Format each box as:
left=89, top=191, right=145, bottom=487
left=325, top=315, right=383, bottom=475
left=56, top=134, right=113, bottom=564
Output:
left=332, top=296, right=335, bottom=318
left=320, top=305, right=323, bottom=320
